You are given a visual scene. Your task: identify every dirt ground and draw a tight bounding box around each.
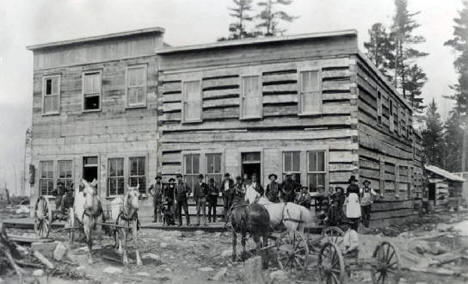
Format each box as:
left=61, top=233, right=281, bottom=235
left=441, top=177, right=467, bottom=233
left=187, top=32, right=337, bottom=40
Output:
left=2, top=204, right=468, bottom=283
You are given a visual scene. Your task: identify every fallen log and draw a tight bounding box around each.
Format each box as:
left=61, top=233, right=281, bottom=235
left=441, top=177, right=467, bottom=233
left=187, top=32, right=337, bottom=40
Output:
left=0, top=224, right=24, bottom=281
left=33, top=250, right=55, bottom=269
left=406, top=266, right=461, bottom=276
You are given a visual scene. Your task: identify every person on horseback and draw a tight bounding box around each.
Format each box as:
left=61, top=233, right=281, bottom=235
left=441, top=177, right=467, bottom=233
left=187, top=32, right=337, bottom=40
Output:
left=265, top=173, right=281, bottom=203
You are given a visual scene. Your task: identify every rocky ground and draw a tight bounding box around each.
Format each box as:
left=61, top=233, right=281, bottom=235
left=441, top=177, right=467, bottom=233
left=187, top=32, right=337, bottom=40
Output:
left=2, top=202, right=468, bottom=283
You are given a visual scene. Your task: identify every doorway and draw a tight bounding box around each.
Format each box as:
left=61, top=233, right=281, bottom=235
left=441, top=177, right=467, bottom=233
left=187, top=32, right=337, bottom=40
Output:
left=428, top=183, right=436, bottom=205
left=83, top=156, right=98, bottom=183
left=241, top=152, right=261, bottom=181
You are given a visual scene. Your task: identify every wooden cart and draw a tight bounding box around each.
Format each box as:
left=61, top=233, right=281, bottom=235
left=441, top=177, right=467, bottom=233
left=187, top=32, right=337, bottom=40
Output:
left=317, top=240, right=401, bottom=284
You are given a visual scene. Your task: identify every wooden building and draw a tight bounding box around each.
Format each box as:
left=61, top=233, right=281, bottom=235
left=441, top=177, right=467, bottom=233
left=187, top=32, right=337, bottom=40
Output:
left=426, top=165, right=465, bottom=209
left=27, top=28, right=164, bottom=219
left=157, top=30, right=423, bottom=224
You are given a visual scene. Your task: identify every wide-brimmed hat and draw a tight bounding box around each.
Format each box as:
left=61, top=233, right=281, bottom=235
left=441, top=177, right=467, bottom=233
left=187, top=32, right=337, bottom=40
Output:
left=198, top=174, right=204, bottom=179
left=168, top=177, right=175, bottom=182
left=224, top=173, right=230, bottom=177
left=363, top=179, right=371, bottom=185
left=284, top=172, right=292, bottom=176
left=268, top=173, right=278, bottom=180
left=236, top=176, right=242, bottom=180
left=176, top=173, right=183, bottom=178
left=348, top=175, right=358, bottom=183
left=155, top=174, right=162, bottom=180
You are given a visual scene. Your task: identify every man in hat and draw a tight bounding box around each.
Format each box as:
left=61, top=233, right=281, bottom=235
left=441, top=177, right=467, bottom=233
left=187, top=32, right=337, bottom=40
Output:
left=149, top=175, right=164, bottom=223
left=207, top=178, right=219, bottom=223
left=175, top=174, right=191, bottom=226
left=281, top=173, right=297, bottom=202
left=54, top=181, right=66, bottom=211
left=193, top=174, right=208, bottom=226
left=219, top=173, right=234, bottom=221
left=163, top=177, right=177, bottom=225
left=360, top=179, right=378, bottom=228
left=296, top=186, right=312, bottom=209
left=265, top=173, right=281, bottom=203
left=341, top=220, right=359, bottom=257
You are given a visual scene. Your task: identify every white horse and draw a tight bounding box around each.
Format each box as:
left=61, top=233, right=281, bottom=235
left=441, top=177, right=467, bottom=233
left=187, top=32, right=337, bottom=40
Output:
left=111, top=184, right=142, bottom=266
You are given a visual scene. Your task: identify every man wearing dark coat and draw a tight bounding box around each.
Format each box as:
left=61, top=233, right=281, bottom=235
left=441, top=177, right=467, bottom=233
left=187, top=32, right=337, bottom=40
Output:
left=265, top=173, right=281, bottom=203
left=281, top=173, right=298, bottom=202
left=175, top=174, right=191, bottom=226
left=193, top=174, right=208, bottom=226
left=220, top=173, right=234, bottom=221
left=148, top=175, right=163, bottom=223
left=231, top=176, right=246, bottom=206
left=206, top=178, right=219, bottom=223
left=251, top=173, right=264, bottom=196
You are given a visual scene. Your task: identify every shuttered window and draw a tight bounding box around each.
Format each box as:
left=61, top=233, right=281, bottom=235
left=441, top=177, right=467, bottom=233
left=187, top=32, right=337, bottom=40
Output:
left=108, top=158, right=124, bottom=196
left=307, top=151, right=326, bottom=192
left=127, top=65, right=147, bottom=107
left=83, top=71, right=101, bottom=111
left=183, top=81, right=202, bottom=122
left=299, top=70, right=322, bottom=115
left=129, top=157, right=146, bottom=194
left=240, top=75, right=262, bottom=119
left=39, top=161, right=54, bottom=196
left=42, top=76, right=60, bottom=114
left=184, top=154, right=200, bottom=192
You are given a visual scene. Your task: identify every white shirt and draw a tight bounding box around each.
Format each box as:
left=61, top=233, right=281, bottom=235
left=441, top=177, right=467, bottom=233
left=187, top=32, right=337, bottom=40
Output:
left=245, top=183, right=260, bottom=204
left=224, top=180, right=230, bottom=191
left=342, top=229, right=359, bottom=252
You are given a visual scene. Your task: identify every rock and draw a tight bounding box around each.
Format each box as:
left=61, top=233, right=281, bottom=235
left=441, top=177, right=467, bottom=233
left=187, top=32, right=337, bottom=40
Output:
left=53, top=242, right=68, bottom=261
left=221, top=249, right=232, bottom=257
left=244, top=256, right=266, bottom=284
left=136, top=272, right=151, bottom=277
left=142, top=253, right=160, bottom=261
left=212, top=267, right=227, bottom=281
left=269, top=270, right=288, bottom=283
left=76, top=266, right=86, bottom=271
left=32, top=269, right=44, bottom=277
left=160, top=242, right=168, bottom=248
left=103, top=266, right=123, bottom=274
left=198, top=266, right=214, bottom=272
left=31, top=241, right=58, bottom=258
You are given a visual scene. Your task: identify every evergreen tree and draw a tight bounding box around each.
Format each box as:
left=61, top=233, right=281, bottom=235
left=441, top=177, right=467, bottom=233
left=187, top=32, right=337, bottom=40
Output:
left=228, top=0, right=255, bottom=39
left=444, top=111, right=463, bottom=172
left=421, top=99, right=445, bottom=167
left=390, top=0, right=428, bottom=111
left=255, top=0, right=296, bottom=36
left=364, top=23, right=394, bottom=80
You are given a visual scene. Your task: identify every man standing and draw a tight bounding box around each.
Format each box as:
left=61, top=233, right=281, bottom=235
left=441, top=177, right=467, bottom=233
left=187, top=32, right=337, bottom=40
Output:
left=206, top=178, right=219, bottom=223
left=251, top=173, right=264, bottom=196
left=265, top=173, right=280, bottom=203
left=232, top=176, right=245, bottom=205
left=163, top=178, right=176, bottom=226
left=220, top=173, right=234, bottom=221
left=281, top=173, right=297, bottom=202
left=193, top=174, right=208, bottom=226
left=149, top=175, right=163, bottom=223
left=360, top=179, right=378, bottom=228
left=175, top=174, right=190, bottom=226
left=54, top=182, right=65, bottom=210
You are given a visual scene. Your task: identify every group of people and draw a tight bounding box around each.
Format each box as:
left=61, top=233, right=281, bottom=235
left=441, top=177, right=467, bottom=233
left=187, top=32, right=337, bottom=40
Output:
left=148, top=172, right=309, bottom=226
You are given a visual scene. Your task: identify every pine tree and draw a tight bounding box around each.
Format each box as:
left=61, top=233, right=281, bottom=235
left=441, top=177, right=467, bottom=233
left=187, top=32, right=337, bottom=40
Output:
left=421, top=99, right=445, bottom=167
left=390, top=0, right=428, bottom=111
left=228, top=0, right=255, bottom=39
left=364, top=23, right=394, bottom=80
left=444, top=111, right=464, bottom=171
left=255, top=0, right=296, bottom=36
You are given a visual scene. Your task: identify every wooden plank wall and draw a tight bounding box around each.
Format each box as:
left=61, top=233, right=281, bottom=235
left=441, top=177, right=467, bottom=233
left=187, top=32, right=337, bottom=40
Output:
left=158, top=55, right=360, bottom=188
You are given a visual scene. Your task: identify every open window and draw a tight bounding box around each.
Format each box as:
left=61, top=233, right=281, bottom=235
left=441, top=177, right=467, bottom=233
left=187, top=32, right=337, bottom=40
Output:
left=42, top=75, right=60, bottom=114
left=83, top=71, right=101, bottom=111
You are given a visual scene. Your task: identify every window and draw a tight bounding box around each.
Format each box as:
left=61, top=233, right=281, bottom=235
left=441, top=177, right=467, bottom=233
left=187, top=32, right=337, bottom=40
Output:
left=299, top=70, right=322, bottom=115
left=57, top=160, right=73, bottom=189
left=389, top=100, right=395, bottom=132
left=129, top=157, right=146, bottom=194
left=42, top=75, right=60, bottom=114
left=184, top=154, right=200, bottom=192
left=307, top=151, right=326, bottom=192
left=39, top=161, right=54, bottom=196
left=283, top=151, right=301, bottom=183
left=182, top=80, right=202, bottom=122
left=377, top=91, right=382, bottom=125
left=206, top=153, right=222, bottom=186
left=127, top=65, right=147, bottom=107
left=83, top=71, right=101, bottom=111
left=240, top=75, right=262, bottom=119
left=107, top=158, right=124, bottom=196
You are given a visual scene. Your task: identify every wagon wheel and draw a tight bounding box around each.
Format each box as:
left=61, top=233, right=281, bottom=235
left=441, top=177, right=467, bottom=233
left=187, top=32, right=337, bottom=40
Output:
left=276, top=231, right=309, bottom=274
left=322, top=226, right=344, bottom=245
left=318, top=241, right=345, bottom=284
left=34, top=196, right=52, bottom=238
left=372, top=241, right=401, bottom=284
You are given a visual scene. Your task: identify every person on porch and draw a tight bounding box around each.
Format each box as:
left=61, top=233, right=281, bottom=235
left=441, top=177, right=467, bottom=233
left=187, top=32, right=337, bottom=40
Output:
left=265, top=173, right=281, bottom=203
left=220, top=173, right=234, bottom=221
left=148, top=175, right=163, bottom=223
left=193, top=174, right=208, bottom=226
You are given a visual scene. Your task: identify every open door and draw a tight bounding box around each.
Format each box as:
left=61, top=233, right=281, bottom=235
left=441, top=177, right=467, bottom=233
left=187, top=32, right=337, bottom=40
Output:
left=428, top=183, right=436, bottom=205
left=241, top=152, right=261, bottom=180
left=83, top=156, right=98, bottom=183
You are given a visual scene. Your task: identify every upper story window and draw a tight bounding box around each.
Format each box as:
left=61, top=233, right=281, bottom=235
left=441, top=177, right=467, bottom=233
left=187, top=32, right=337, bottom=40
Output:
left=127, top=65, right=147, bottom=108
left=182, top=80, right=202, bottom=123
left=299, top=70, right=322, bottom=115
left=83, top=71, right=101, bottom=111
left=42, top=75, right=60, bottom=115
left=240, top=75, right=262, bottom=119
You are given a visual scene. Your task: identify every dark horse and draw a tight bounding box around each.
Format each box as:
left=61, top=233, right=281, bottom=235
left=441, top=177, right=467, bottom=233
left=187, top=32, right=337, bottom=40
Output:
left=229, top=198, right=270, bottom=262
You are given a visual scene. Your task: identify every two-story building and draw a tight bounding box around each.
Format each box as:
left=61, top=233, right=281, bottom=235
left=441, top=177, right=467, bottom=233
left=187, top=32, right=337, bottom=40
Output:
left=27, top=28, right=164, bottom=218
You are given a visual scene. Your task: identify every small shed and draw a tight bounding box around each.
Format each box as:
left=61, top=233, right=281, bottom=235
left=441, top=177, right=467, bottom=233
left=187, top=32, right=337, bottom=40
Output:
left=425, top=165, right=465, bottom=208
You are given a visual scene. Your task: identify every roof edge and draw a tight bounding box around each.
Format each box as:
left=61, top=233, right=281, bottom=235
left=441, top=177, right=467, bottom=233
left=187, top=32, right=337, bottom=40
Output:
left=27, top=27, right=165, bottom=51
left=156, top=29, right=358, bottom=55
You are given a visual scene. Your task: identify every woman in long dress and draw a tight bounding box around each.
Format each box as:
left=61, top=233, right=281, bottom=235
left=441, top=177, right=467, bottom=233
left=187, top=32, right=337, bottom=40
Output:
left=344, top=175, right=361, bottom=231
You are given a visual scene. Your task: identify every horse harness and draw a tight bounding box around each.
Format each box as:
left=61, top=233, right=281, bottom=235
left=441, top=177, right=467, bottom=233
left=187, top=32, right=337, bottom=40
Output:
left=280, top=202, right=305, bottom=224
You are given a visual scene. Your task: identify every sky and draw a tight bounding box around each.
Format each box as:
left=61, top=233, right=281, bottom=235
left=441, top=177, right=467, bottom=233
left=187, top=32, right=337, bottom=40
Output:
left=0, top=0, right=463, bottom=195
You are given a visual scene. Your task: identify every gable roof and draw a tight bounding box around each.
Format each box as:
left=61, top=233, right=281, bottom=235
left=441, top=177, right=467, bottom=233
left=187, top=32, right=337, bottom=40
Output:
left=425, top=165, right=465, bottom=182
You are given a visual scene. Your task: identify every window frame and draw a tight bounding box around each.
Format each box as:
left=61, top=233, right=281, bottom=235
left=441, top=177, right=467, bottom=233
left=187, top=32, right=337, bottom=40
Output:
left=56, top=160, right=73, bottom=189
left=42, top=75, right=61, bottom=115
left=240, top=74, right=263, bottom=120
left=128, top=156, right=147, bottom=194
left=39, top=160, right=54, bottom=196
left=306, top=150, right=328, bottom=192
left=377, top=90, right=383, bottom=126
left=205, top=153, right=223, bottom=186
left=298, top=68, right=323, bottom=116
left=282, top=151, right=301, bottom=183
left=82, top=70, right=102, bottom=112
left=126, top=65, right=148, bottom=109
left=183, top=153, right=201, bottom=193
left=107, top=157, right=125, bottom=197
left=182, top=80, right=202, bottom=123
